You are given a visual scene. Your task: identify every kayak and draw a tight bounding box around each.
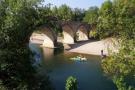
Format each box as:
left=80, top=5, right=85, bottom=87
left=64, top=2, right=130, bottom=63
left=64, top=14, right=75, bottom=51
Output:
left=70, top=56, right=87, bottom=61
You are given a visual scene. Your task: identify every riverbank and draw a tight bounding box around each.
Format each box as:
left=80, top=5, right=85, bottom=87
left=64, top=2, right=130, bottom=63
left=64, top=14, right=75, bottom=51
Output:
left=68, top=38, right=119, bottom=56
left=30, top=33, right=119, bottom=56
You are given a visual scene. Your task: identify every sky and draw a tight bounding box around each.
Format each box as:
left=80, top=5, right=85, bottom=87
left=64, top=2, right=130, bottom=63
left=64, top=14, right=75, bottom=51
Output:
left=43, top=0, right=107, bottom=10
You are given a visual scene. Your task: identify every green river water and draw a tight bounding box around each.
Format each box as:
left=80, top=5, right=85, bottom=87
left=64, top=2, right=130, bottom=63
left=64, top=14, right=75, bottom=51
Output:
left=29, top=43, right=117, bottom=90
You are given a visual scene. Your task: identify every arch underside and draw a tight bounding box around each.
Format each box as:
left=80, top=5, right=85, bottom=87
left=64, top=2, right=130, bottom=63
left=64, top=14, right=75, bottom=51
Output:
left=62, top=25, right=75, bottom=44
left=42, top=28, right=57, bottom=48
left=76, top=26, right=89, bottom=41
left=30, top=27, right=57, bottom=48
left=42, top=35, right=55, bottom=48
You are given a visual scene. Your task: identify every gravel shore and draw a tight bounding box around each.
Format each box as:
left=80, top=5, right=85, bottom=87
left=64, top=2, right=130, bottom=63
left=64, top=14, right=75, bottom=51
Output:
left=68, top=38, right=119, bottom=55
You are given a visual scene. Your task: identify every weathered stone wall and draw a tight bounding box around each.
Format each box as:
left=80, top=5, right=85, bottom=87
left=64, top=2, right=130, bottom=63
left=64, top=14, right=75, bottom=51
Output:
left=30, top=21, right=91, bottom=49
left=62, top=24, right=75, bottom=44
left=61, top=21, right=91, bottom=44
left=40, top=26, right=57, bottom=48
left=76, top=25, right=89, bottom=41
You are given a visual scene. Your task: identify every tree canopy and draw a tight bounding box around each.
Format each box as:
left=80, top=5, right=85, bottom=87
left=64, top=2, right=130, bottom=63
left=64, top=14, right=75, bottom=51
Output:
left=0, top=0, right=135, bottom=89
left=65, top=76, right=78, bottom=90
left=83, top=6, right=99, bottom=24
left=101, top=0, right=135, bottom=90
left=0, top=0, right=53, bottom=89
left=97, top=0, right=116, bottom=38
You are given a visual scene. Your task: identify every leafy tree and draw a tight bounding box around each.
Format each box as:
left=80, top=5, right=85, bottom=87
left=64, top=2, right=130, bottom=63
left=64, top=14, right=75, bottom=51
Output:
left=97, top=0, right=116, bottom=39
left=72, top=8, right=85, bottom=21
left=57, top=4, right=73, bottom=21
left=52, top=6, right=85, bottom=22
left=0, top=0, right=53, bottom=89
left=83, top=6, right=99, bottom=24
left=113, top=0, right=135, bottom=40
left=102, top=40, right=135, bottom=90
left=52, top=6, right=59, bottom=18
left=83, top=6, right=99, bottom=38
left=36, top=4, right=53, bottom=26
left=65, top=76, right=78, bottom=90
left=101, top=0, right=135, bottom=90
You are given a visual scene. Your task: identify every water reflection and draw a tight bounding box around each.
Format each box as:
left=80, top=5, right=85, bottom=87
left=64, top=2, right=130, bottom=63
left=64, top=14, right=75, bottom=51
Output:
left=29, top=43, right=63, bottom=63
left=42, top=47, right=54, bottom=59
left=29, top=43, right=117, bottom=90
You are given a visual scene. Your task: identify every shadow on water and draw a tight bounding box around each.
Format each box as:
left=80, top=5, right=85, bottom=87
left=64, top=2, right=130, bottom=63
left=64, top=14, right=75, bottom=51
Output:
left=29, top=43, right=117, bottom=90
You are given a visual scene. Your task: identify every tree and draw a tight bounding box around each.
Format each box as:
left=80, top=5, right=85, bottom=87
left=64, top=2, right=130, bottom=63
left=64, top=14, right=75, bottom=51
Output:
left=36, top=4, right=53, bottom=26
left=52, top=6, right=59, bottom=18
left=97, top=0, right=116, bottom=39
left=52, top=5, right=85, bottom=22
left=57, top=4, right=73, bottom=21
left=101, top=0, right=135, bottom=90
left=0, top=0, right=53, bottom=89
left=65, top=76, right=78, bottom=90
left=113, top=0, right=135, bottom=40
left=83, top=6, right=99, bottom=38
left=102, top=40, right=135, bottom=90
left=73, top=8, right=85, bottom=21
left=83, top=6, right=99, bottom=24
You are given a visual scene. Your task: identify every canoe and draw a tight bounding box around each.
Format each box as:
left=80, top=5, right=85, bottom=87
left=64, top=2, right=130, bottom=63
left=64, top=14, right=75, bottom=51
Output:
left=70, top=57, right=87, bottom=61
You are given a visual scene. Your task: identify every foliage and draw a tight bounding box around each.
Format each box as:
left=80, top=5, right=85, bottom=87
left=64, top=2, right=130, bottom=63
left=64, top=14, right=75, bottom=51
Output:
left=97, top=0, right=135, bottom=39
left=52, top=5, right=85, bottom=22
left=0, top=0, right=135, bottom=89
left=56, top=4, right=73, bottom=21
left=101, top=0, right=135, bottom=90
left=36, top=4, right=53, bottom=26
left=83, top=6, right=99, bottom=24
left=97, top=0, right=116, bottom=39
left=0, top=0, right=53, bottom=89
left=113, top=0, right=135, bottom=40
left=89, top=30, right=99, bottom=39
left=102, top=40, right=135, bottom=90
left=83, top=6, right=99, bottom=39
left=65, top=76, right=78, bottom=90
left=72, top=8, right=85, bottom=21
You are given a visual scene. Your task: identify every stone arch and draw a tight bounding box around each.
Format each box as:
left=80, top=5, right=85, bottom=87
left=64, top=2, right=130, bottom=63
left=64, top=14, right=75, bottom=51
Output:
left=62, top=24, right=75, bottom=44
left=76, top=24, right=89, bottom=41
left=42, top=26, right=57, bottom=48
left=30, top=26, right=57, bottom=48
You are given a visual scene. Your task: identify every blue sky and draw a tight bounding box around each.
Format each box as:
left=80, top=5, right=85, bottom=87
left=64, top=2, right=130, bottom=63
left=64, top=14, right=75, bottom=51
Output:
left=43, top=0, right=106, bottom=9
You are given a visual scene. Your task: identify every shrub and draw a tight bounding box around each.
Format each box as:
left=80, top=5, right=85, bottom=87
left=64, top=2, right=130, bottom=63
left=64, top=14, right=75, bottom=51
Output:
left=65, top=76, right=78, bottom=90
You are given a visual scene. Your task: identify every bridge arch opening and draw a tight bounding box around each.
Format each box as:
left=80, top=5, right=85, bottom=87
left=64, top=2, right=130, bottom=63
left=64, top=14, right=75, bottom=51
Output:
left=76, top=25, right=89, bottom=41
left=30, top=26, right=57, bottom=48
left=62, top=24, right=75, bottom=44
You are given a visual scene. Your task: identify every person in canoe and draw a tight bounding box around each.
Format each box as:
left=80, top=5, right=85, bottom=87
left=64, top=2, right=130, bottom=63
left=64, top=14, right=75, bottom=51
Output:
left=70, top=55, right=87, bottom=61
left=81, top=56, right=87, bottom=61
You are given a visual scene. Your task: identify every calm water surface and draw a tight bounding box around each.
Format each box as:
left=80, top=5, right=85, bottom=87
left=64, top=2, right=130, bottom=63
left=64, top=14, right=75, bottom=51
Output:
left=29, top=43, right=117, bottom=90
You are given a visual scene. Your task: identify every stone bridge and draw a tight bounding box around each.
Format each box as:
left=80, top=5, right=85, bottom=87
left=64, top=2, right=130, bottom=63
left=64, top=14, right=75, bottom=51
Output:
left=30, top=22, right=91, bottom=48
left=30, top=26, right=57, bottom=48
left=61, top=21, right=91, bottom=44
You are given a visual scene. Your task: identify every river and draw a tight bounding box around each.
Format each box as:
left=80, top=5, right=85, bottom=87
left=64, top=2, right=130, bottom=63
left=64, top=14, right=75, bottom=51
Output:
left=29, top=43, right=117, bottom=90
